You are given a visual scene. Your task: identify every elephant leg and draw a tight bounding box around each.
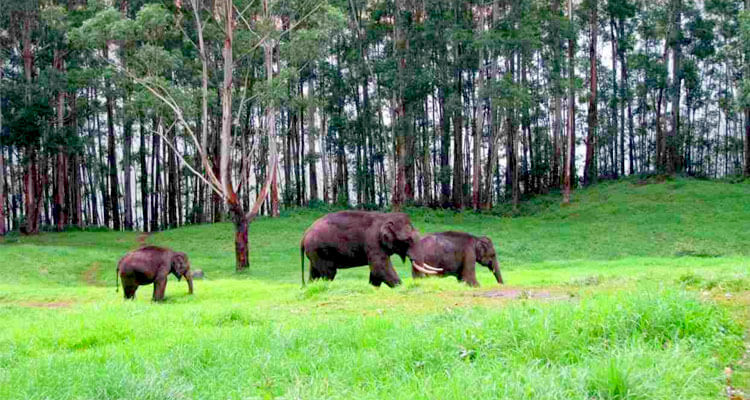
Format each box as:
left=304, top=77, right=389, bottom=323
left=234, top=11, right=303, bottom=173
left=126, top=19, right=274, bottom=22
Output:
left=123, top=284, right=138, bottom=299
left=152, top=278, right=167, bottom=301
left=461, top=251, right=480, bottom=287
left=309, top=266, right=323, bottom=280
left=322, top=268, right=337, bottom=280
left=369, top=255, right=401, bottom=288
left=121, top=276, right=138, bottom=299
left=310, top=258, right=336, bottom=281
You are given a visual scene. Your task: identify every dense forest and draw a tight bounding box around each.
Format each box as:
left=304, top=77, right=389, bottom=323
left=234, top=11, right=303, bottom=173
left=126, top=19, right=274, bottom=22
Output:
left=0, top=0, right=748, bottom=239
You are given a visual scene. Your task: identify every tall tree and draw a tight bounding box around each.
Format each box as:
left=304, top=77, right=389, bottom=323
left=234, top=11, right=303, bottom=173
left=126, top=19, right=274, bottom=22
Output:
left=583, top=0, right=598, bottom=185
left=666, top=0, right=683, bottom=174
left=563, top=0, right=576, bottom=204
left=0, top=56, right=4, bottom=235
left=742, top=0, right=750, bottom=176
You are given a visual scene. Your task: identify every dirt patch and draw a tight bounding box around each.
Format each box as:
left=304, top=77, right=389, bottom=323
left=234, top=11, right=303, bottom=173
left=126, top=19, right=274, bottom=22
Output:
left=473, top=288, right=569, bottom=301
left=20, top=301, right=73, bottom=309
left=82, top=262, right=103, bottom=286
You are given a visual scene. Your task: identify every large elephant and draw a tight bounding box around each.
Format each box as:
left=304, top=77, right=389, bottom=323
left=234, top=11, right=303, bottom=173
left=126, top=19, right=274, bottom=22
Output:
left=300, top=211, right=441, bottom=287
left=411, top=232, right=503, bottom=287
left=116, top=246, right=194, bottom=301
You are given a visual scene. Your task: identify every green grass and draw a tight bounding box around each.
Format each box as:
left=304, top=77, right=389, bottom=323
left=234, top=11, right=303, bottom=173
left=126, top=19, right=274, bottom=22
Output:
left=0, top=178, right=748, bottom=399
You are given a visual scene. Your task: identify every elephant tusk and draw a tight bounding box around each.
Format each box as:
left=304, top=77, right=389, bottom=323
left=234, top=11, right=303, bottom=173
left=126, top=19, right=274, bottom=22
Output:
left=413, top=262, right=442, bottom=275
left=421, top=263, right=442, bottom=272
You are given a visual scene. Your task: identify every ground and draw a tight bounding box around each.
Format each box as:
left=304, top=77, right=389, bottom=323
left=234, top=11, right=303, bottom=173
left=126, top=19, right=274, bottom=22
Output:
left=0, top=177, right=748, bottom=399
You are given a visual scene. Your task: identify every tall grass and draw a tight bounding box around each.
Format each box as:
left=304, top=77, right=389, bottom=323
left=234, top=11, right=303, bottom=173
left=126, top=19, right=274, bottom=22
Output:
left=0, top=288, right=742, bottom=399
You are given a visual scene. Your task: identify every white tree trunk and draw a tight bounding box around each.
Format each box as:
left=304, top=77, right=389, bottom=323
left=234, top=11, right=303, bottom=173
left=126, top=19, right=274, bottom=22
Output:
left=220, top=0, right=233, bottom=197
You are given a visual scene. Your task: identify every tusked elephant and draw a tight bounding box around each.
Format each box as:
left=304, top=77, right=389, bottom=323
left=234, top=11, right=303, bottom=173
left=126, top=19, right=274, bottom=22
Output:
left=116, top=245, right=194, bottom=301
left=300, top=211, right=442, bottom=287
left=411, top=232, right=503, bottom=287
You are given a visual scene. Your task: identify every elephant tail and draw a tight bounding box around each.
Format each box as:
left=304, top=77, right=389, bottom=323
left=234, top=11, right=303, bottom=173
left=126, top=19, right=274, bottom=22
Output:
left=300, top=242, right=306, bottom=287
left=115, top=258, right=123, bottom=293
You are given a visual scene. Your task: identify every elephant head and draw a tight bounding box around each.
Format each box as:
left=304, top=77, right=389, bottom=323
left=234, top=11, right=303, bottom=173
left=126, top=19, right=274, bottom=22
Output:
left=380, top=213, right=441, bottom=276
left=170, top=251, right=194, bottom=294
left=475, top=237, right=503, bottom=284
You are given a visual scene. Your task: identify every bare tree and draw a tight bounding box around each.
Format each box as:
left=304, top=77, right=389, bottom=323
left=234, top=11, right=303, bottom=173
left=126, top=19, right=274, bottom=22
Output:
left=135, top=0, right=275, bottom=271
left=263, top=0, right=280, bottom=217
left=188, top=0, right=211, bottom=222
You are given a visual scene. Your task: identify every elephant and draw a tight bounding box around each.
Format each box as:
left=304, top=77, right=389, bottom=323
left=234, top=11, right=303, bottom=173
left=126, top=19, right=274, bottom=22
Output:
left=411, top=232, right=503, bottom=287
left=300, top=211, right=442, bottom=287
left=116, top=245, right=194, bottom=301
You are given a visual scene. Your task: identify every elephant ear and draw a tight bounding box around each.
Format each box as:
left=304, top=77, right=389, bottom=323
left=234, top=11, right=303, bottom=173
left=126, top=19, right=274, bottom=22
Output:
left=476, top=236, right=494, bottom=258
left=379, top=219, right=397, bottom=249
left=172, top=252, right=190, bottom=276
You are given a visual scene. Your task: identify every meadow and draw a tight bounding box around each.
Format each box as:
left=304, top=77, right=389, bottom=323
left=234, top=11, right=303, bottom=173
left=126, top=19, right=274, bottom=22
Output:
left=0, top=178, right=748, bottom=399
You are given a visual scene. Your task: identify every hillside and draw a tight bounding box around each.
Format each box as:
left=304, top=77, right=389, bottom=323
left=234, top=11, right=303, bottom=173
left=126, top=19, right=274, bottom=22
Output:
left=2, top=178, right=748, bottom=286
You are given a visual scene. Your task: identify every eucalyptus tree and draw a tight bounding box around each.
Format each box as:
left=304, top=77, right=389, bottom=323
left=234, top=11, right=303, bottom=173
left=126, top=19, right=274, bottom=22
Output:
left=742, top=2, right=750, bottom=176
left=582, top=0, right=598, bottom=185
left=562, top=0, right=576, bottom=204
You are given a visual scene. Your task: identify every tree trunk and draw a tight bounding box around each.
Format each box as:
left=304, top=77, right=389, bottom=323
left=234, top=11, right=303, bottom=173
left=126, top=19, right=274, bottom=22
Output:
left=168, top=126, right=178, bottom=228
left=140, top=118, right=148, bottom=231
left=452, top=50, right=464, bottom=209
left=667, top=0, right=681, bottom=175
left=746, top=0, right=750, bottom=177
left=655, top=38, right=669, bottom=172
left=22, top=13, right=41, bottom=235
left=562, top=0, right=575, bottom=204
left=284, top=111, right=293, bottom=206
left=609, top=19, right=619, bottom=178
left=506, top=56, right=520, bottom=209
left=321, top=114, right=329, bottom=203
left=123, top=116, right=133, bottom=230
left=307, top=80, right=319, bottom=201
left=626, top=59, right=635, bottom=175
left=392, top=0, right=407, bottom=211
left=24, top=149, right=42, bottom=234
left=617, top=21, right=627, bottom=177
left=190, top=0, right=210, bottom=223
left=423, top=98, right=433, bottom=206
left=263, top=35, right=280, bottom=217
left=104, top=43, right=120, bottom=231
left=54, top=49, right=68, bottom=231
left=551, top=0, right=562, bottom=188
left=439, top=89, right=451, bottom=207
left=583, top=1, right=597, bottom=186
left=472, top=38, right=485, bottom=210
left=0, top=73, right=4, bottom=234
left=151, top=117, right=161, bottom=232
left=522, top=56, right=534, bottom=195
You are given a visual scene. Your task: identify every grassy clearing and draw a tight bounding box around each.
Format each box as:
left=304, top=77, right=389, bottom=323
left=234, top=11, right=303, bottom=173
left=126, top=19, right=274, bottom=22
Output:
left=0, top=178, right=748, bottom=399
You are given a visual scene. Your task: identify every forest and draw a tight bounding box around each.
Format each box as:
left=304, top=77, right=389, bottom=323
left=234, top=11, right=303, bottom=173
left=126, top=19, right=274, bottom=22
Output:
left=0, top=0, right=748, bottom=238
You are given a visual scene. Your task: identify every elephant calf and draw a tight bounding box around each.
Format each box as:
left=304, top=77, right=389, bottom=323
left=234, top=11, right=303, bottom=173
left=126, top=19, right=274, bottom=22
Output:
left=117, top=246, right=194, bottom=301
left=412, top=232, right=503, bottom=287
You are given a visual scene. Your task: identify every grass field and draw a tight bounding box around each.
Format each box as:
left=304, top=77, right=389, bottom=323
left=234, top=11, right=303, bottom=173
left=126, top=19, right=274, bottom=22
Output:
left=0, top=177, right=748, bottom=399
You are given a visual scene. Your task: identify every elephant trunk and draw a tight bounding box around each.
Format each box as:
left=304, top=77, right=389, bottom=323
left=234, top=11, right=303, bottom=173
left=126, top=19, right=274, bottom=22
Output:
left=186, top=272, right=194, bottom=294
left=492, top=258, right=503, bottom=284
